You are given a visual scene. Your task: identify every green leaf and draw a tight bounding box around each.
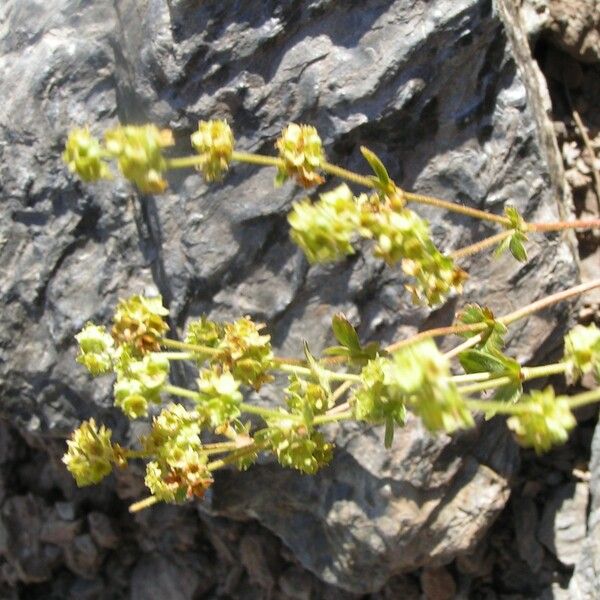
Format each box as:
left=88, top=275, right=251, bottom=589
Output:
left=360, top=146, right=391, bottom=189
left=456, top=303, right=507, bottom=353
left=459, top=349, right=521, bottom=375
left=493, top=234, right=511, bottom=258
left=509, top=231, right=528, bottom=262
left=332, top=313, right=361, bottom=351
left=493, top=381, right=523, bottom=405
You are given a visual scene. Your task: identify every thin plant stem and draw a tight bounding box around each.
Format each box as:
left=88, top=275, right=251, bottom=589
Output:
left=166, top=156, right=202, bottom=169
left=568, top=388, right=600, bottom=410
left=160, top=338, right=218, bottom=356
left=528, top=219, right=600, bottom=233
left=457, top=362, right=568, bottom=394
left=164, top=384, right=200, bottom=401
left=499, top=279, right=600, bottom=326
left=322, top=162, right=377, bottom=188
left=313, top=410, right=354, bottom=425
left=329, top=380, right=354, bottom=406
left=386, top=323, right=484, bottom=353
left=206, top=442, right=265, bottom=471
left=451, top=230, right=512, bottom=260
left=403, top=191, right=511, bottom=225
left=129, top=495, right=158, bottom=513
left=277, top=362, right=362, bottom=383
left=231, top=151, right=283, bottom=168
left=465, top=399, right=530, bottom=415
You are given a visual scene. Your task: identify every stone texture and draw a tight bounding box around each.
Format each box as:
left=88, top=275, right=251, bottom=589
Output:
left=538, top=481, right=589, bottom=567
left=0, top=0, right=582, bottom=595
left=570, top=424, right=600, bottom=598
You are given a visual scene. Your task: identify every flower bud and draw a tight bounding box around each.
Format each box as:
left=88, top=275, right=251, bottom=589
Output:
left=62, top=419, right=114, bottom=486
left=75, top=323, right=115, bottom=376
left=112, top=295, right=169, bottom=355
left=507, top=388, right=576, bottom=453
left=63, top=128, right=111, bottom=182
left=275, top=123, right=325, bottom=187
left=564, top=323, right=600, bottom=383
left=197, top=369, right=242, bottom=427
left=191, top=120, right=234, bottom=182
left=104, top=125, right=174, bottom=193
left=114, top=378, right=149, bottom=419
left=288, top=184, right=360, bottom=263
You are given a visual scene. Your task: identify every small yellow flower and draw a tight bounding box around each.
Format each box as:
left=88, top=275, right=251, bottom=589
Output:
left=104, top=125, right=174, bottom=193
left=63, top=128, right=111, bottom=182
left=191, top=120, right=234, bottom=182
left=62, top=419, right=115, bottom=486
left=275, top=123, right=325, bottom=188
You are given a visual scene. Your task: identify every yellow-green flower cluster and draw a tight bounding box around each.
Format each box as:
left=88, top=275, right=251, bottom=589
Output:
left=275, top=123, right=325, bottom=188
left=354, top=340, right=473, bottom=433
left=287, top=185, right=465, bottom=306
left=191, top=120, right=234, bottom=182
left=507, top=388, right=576, bottom=454
left=256, top=419, right=333, bottom=474
left=353, top=357, right=407, bottom=426
left=186, top=315, right=274, bottom=389
left=62, top=419, right=115, bottom=487
left=104, top=124, right=174, bottom=193
left=288, top=184, right=360, bottom=263
left=141, top=403, right=212, bottom=502
left=196, top=369, right=243, bottom=427
left=75, top=323, right=115, bottom=376
left=114, top=354, right=170, bottom=419
left=63, top=128, right=111, bottom=183
left=285, top=374, right=330, bottom=417
left=564, top=323, right=600, bottom=383
left=358, top=194, right=467, bottom=305
left=112, top=295, right=170, bottom=356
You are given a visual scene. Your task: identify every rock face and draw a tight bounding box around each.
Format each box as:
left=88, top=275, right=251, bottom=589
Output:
left=0, top=0, right=580, bottom=595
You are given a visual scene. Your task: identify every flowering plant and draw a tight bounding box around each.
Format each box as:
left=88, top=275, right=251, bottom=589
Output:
left=62, top=121, right=600, bottom=511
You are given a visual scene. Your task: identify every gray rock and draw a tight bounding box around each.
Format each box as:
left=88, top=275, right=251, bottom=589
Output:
left=87, top=511, right=120, bottom=550
left=570, top=424, right=600, bottom=599
left=130, top=553, right=213, bottom=600
left=63, top=533, right=104, bottom=579
left=512, top=496, right=544, bottom=573
left=538, top=482, right=589, bottom=567
left=0, top=0, right=581, bottom=594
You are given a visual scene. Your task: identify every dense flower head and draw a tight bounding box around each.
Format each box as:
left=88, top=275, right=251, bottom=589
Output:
left=196, top=369, right=243, bottom=427
left=288, top=184, right=360, bottom=263
left=186, top=315, right=274, bottom=389
left=275, top=123, right=325, bottom=188
left=256, top=419, right=333, bottom=474
left=113, top=354, right=169, bottom=418
left=353, top=357, right=407, bottom=426
left=358, top=195, right=467, bottom=306
left=63, top=128, right=112, bottom=183
left=145, top=453, right=212, bottom=503
left=564, top=323, right=600, bottom=383
left=111, top=295, right=170, bottom=355
left=104, top=124, right=174, bottom=193
left=191, top=120, right=235, bottom=182
left=286, top=374, right=330, bottom=416
left=62, top=419, right=115, bottom=487
left=507, top=388, right=576, bottom=453
left=142, top=404, right=211, bottom=502
left=75, top=323, right=115, bottom=376
left=354, top=340, right=473, bottom=433
left=220, top=317, right=274, bottom=388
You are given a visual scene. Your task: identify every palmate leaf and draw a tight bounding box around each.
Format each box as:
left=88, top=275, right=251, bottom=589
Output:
left=456, top=303, right=507, bottom=354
